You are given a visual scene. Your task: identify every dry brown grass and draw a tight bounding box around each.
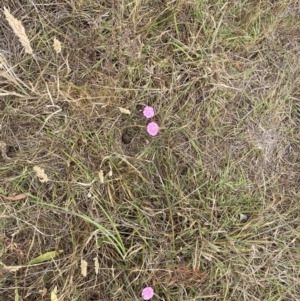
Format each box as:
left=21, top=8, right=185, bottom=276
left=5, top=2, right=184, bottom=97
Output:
left=3, top=7, right=33, bottom=55
left=1, top=0, right=300, bottom=300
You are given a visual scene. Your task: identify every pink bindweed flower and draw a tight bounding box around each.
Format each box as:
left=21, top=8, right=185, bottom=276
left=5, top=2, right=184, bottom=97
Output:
left=143, top=106, right=155, bottom=119
left=147, top=122, right=159, bottom=136
left=142, top=287, right=154, bottom=300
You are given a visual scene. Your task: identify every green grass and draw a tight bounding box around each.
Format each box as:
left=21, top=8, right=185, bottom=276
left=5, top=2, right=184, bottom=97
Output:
left=1, top=0, right=300, bottom=300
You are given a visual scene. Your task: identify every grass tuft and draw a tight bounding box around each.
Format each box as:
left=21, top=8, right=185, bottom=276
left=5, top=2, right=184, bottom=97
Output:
left=1, top=0, right=300, bottom=300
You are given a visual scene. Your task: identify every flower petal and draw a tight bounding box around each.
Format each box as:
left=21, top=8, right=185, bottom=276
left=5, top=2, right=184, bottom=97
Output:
left=147, top=122, right=159, bottom=136
left=142, top=287, right=154, bottom=300
left=143, top=106, right=155, bottom=118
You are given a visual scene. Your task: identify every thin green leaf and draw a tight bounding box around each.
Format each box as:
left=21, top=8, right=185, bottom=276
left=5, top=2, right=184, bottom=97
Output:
left=27, top=250, right=63, bottom=265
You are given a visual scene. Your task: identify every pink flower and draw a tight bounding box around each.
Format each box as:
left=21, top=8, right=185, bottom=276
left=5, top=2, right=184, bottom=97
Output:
left=147, top=122, right=159, bottom=136
left=143, top=106, right=155, bottom=119
left=142, top=287, right=154, bottom=300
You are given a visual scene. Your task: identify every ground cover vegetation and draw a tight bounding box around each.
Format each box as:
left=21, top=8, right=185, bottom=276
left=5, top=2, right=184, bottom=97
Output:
left=1, top=0, right=300, bottom=300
